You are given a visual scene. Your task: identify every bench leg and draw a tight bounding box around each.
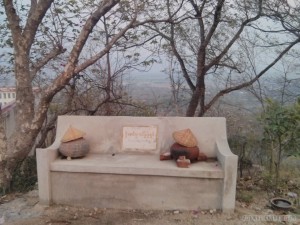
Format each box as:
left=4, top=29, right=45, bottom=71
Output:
left=36, top=148, right=57, bottom=205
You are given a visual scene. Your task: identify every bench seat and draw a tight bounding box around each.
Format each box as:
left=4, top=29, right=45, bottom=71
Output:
left=51, top=153, right=224, bottom=178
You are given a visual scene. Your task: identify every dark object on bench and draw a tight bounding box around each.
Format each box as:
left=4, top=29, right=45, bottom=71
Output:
left=170, top=143, right=199, bottom=162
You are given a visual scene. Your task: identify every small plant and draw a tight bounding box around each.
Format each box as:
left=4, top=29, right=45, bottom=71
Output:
left=236, top=190, right=254, bottom=204
left=260, top=99, right=300, bottom=186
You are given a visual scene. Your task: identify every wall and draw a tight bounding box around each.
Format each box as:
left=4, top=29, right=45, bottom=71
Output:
left=0, top=87, right=16, bottom=107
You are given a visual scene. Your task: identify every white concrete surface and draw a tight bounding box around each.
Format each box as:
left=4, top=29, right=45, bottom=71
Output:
left=51, top=153, right=224, bottom=178
left=36, top=116, right=238, bottom=212
left=50, top=172, right=223, bottom=210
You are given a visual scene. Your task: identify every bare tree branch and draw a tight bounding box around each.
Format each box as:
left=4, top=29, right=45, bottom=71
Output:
left=204, top=38, right=300, bottom=114
left=30, top=45, right=66, bottom=79
left=204, top=0, right=225, bottom=46
left=3, top=0, right=23, bottom=44
left=205, top=0, right=263, bottom=72
left=22, top=0, right=54, bottom=51
left=32, top=0, right=120, bottom=130
left=249, top=24, right=288, bottom=33
left=74, top=17, right=137, bottom=74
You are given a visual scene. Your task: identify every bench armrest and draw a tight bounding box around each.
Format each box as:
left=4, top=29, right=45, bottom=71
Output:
left=36, top=142, right=60, bottom=205
left=215, top=139, right=238, bottom=213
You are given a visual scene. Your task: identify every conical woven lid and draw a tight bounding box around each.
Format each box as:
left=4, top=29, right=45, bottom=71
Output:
left=172, top=128, right=197, bottom=147
left=61, top=126, right=86, bottom=143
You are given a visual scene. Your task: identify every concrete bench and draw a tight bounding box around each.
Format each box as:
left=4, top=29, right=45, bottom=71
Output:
left=36, top=116, right=238, bottom=212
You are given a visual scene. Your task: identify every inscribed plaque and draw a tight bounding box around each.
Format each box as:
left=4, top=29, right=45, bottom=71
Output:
left=122, top=126, right=157, bottom=150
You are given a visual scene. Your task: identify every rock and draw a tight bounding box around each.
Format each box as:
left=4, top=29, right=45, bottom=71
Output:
left=173, top=210, right=180, bottom=214
left=265, top=209, right=273, bottom=214
left=253, top=206, right=261, bottom=211
left=287, top=192, right=298, bottom=199
left=269, top=192, right=275, bottom=197
left=240, top=203, right=247, bottom=208
left=209, top=209, right=216, bottom=214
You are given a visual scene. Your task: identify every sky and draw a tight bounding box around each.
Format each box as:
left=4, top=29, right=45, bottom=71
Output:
left=1, top=0, right=300, bottom=88
left=287, top=0, right=298, bottom=7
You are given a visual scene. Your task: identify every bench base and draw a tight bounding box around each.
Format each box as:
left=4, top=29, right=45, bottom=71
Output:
left=51, top=172, right=223, bottom=210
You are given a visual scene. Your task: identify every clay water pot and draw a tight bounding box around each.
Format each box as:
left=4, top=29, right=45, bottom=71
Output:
left=59, top=138, right=89, bottom=158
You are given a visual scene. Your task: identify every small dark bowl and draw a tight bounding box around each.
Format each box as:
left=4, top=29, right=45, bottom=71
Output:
left=270, top=198, right=292, bottom=210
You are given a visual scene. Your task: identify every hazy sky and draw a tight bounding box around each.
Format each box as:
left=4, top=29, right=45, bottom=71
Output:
left=287, top=0, right=298, bottom=7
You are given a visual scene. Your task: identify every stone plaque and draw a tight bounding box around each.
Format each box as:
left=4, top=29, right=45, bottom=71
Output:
left=122, top=126, right=157, bottom=150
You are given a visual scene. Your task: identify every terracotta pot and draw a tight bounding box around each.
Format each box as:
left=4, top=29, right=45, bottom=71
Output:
left=59, top=138, right=89, bottom=158
left=176, top=156, right=191, bottom=168
left=170, top=143, right=199, bottom=162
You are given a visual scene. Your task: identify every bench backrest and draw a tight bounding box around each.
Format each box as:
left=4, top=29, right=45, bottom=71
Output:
left=53, top=116, right=228, bottom=157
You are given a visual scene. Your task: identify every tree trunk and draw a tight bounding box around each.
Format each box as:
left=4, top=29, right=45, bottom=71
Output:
left=0, top=114, right=8, bottom=194
left=0, top=47, right=40, bottom=192
left=186, top=44, right=206, bottom=117
left=0, top=98, right=39, bottom=193
left=186, top=88, right=200, bottom=117
left=275, top=136, right=283, bottom=187
left=0, top=0, right=121, bottom=192
left=198, top=75, right=206, bottom=117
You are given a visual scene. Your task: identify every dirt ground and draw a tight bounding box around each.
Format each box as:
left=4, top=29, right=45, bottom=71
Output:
left=0, top=187, right=299, bottom=225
